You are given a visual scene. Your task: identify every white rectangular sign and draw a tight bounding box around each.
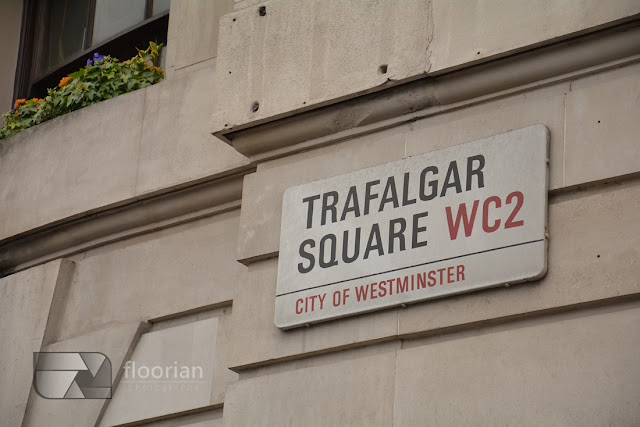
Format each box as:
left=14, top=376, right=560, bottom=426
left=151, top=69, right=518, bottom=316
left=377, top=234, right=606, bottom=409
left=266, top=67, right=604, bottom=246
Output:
left=275, top=125, right=549, bottom=329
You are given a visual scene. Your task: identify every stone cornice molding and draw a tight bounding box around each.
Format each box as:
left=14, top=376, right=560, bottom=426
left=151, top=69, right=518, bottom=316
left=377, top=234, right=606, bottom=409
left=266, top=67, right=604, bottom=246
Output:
left=214, top=22, right=640, bottom=163
left=0, top=170, right=252, bottom=277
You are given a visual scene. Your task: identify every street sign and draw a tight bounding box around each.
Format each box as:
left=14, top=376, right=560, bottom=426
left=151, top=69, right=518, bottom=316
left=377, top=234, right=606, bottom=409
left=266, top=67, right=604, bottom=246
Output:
left=275, top=125, right=549, bottom=329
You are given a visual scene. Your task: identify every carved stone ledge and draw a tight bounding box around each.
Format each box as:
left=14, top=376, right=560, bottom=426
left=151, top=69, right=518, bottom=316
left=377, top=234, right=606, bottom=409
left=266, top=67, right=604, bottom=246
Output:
left=0, top=170, right=252, bottom=277
left=215, top=22, right=640, bottom=163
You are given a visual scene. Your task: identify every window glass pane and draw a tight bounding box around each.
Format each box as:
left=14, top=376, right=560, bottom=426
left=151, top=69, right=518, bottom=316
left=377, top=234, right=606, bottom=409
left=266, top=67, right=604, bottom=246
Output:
left=41, top=0, right=91, bottom=74
left=153, top=0, right=171, bottom=15
left=92, top=0, right=146, bottom=45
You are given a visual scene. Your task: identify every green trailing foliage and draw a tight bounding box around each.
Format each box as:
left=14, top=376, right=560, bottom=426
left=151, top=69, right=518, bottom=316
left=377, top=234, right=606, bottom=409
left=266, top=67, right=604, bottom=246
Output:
left=1, top=41, right=164, bottom=140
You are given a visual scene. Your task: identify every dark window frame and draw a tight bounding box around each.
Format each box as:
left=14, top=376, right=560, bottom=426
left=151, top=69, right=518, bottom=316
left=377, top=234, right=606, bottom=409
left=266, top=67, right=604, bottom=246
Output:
left=13, top=0, right=169, bottom=102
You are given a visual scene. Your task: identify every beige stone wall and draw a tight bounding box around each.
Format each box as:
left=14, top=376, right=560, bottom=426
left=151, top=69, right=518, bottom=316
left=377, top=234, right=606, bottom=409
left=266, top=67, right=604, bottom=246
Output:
left=0, top=0, right=249, bottom=242
left=224, top=302, right=640, bottom=425
left=218, top=5, right=640, bottom=422
left=15, top=209, right=243, bottom=426
left=0, top=1, right=639, bottom=426
left=212, top=0, right=640, bottom=133
left=164, top=0, right=235, bottom=79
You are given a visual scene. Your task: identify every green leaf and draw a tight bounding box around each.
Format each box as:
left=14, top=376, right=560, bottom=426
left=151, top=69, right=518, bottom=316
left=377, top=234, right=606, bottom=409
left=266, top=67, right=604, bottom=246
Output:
left=1, top=41, right=167, bottom=138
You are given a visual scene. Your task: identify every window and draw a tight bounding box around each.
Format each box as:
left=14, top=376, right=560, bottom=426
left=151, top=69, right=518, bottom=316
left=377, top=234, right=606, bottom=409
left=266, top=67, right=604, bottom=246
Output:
left=14, top=0, right=170, bottom=101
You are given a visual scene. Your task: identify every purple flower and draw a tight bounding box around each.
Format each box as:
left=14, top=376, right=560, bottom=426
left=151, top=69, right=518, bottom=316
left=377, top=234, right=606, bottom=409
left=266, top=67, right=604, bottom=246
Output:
left=87, top=52, right=106, bottom=67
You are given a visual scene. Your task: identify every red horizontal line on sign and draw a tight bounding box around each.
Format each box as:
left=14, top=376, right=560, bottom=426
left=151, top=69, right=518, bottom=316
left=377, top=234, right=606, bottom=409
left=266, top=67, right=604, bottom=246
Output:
left=276, top=239, right=545, bottom=297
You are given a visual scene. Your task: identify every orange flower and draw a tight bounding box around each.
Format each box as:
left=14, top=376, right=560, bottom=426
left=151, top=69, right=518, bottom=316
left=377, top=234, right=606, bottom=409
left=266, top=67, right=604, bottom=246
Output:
left=14, top=98, right=26, bottom=108
left=31, top=98, right=43, bottom=103
left=123, top=60, right=130, bottom=63
left=58, top=76, right=72, bottom=87
left=150, top=66, right=164, bottom=76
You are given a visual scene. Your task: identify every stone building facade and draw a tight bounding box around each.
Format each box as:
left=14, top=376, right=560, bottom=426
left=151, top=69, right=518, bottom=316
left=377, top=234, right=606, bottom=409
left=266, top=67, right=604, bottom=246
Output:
left=1, top=1, right=639, bottom=425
